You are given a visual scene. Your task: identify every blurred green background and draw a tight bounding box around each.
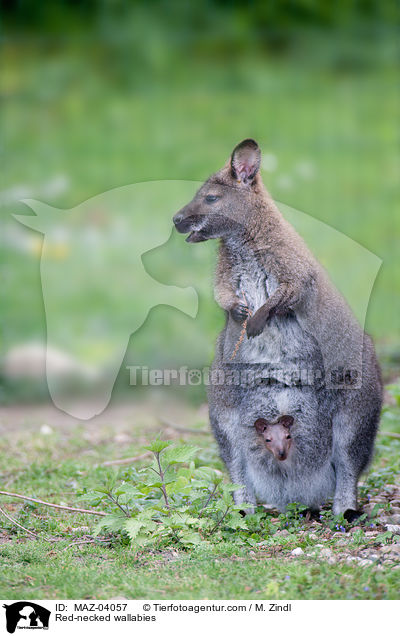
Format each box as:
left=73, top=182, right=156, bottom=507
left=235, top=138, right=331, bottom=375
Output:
left=1, top=0, right=399, bottom=405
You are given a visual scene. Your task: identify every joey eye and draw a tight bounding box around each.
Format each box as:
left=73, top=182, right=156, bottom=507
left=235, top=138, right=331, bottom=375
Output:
left=205, top=194, right=219, bottom=203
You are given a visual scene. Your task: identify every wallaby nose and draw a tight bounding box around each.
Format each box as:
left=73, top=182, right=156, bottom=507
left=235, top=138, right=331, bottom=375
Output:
left=278, top=451, right=286, bottom=460
left=173, top=212, right=184, bottom=226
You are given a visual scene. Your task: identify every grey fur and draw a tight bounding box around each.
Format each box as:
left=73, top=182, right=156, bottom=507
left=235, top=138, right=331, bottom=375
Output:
left=209, top=385, right=335, bottom=512
left=173, top=139, right=382, bottom=515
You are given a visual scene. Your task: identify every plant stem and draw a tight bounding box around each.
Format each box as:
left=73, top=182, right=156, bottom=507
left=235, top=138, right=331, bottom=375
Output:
left=209, top=505, right=231, bottom=536
left=199, top=484, right=218, bottom=516
left=155, top=452, right=170, bottom=511
left=107, top=493, right=130, bottom=518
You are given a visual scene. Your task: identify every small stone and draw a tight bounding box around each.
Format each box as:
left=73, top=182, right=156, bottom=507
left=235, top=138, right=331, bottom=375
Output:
left=113, top=432, right=132, bottom=444
left=384, top=484, right=396, bottom=494
left=308, top=533, right=318, bottom=540
left=385, top=524, right=400, bottom=534
left=336, top=539, right=349, bottom=546
left=40, top=424, right=53, bottom=435
left=387, top=514, right=400, bottom=524
left=381, top=544, right=400, bottom=555
left=380, top=545, right=392, bottom=554
left=314, top=543, right=324, bottom=548
left=350, top=526, right=363, bottom=534
left=358, top=559, right=374, bottom=567
left=363, top=503, right=378, bottom=514
left=276, top=529, right=290, bottom=537
left=291, top=547, right=304, bottom=556
left=346, top=556, right=359, bottom=562
left=320, top=548, right=333, bottom=558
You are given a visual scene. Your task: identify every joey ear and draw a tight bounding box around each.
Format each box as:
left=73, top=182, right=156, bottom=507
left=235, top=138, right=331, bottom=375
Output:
left=278, top=415, right=294, bottom=429
left=231, top=139, right=261, bottom=185
left=254, top=418, right=268, bottom=433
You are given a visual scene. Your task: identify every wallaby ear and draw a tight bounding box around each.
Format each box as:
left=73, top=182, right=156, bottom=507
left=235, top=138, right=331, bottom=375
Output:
left=231, top=139, right=261, bottom=185
left=278, top=415, right=294, bottom=429
left=254, top=417, right=268, bottom=433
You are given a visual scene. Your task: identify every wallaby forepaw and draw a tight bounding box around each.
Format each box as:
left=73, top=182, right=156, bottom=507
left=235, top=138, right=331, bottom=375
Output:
left=231, top=302, right=249, bottom=323
left=246, top=314, right=266, bottom=338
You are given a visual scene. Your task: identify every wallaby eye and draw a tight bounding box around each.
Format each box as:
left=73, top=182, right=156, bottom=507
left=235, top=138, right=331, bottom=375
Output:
left=205, top=194, right=219, bottom=203
left=265, top=439, right=272, bottom=443
left=286, top=435, right=291, bottom=439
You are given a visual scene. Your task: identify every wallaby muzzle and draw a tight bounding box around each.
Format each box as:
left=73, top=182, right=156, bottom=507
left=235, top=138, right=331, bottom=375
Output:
left=173, top=206, right=208, bottom=242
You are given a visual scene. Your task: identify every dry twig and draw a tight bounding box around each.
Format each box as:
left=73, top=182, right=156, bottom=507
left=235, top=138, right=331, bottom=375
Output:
left=0, top=504, right=56, bottom=542
left=63, top=537, right=113, bottom=551
left=100, top=451, right=152, bottom=467
left=159, top=418, right=209, bottom=435
left=0, top=490, right=106, bottom=517
left=378, top=431, right=400, bottom=439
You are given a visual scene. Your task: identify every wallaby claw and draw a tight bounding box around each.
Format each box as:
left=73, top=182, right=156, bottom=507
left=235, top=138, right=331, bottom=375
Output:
left=231, top=302, right=249, bottom=323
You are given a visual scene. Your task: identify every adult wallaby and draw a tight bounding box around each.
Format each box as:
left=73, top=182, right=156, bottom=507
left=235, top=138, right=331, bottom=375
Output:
left=173, top=139, right=382, bottom=517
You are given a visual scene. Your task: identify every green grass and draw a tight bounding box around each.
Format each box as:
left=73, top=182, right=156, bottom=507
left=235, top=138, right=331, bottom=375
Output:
left=1, top=382, right=399, bottom=600
left=1, top=44, right=399, bottom=389
left=2, top=541, right=398, bottom=600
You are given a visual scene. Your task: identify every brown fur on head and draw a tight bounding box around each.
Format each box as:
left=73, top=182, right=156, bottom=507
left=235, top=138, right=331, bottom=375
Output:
left=173, top=139, right=264, bottom=243
left=254, top=415, right=294, bottom=461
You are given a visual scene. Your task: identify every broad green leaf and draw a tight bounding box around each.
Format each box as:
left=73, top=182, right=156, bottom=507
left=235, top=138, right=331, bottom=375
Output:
left=223, top=483, right=243, bottom=493
left=166, top=475, right=190, bottom=495
left=94, top=514, right=126, bottom=536
left=180, top=531, right=203, bottom=546
left=162, top=445, right=198, bottom=465
left=145, top=439, right=172, bottom=453
left=124, top=518, right=143, bottom=541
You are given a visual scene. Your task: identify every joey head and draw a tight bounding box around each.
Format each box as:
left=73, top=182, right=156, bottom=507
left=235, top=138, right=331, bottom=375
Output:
left=254, top=415, right=294, bottom=461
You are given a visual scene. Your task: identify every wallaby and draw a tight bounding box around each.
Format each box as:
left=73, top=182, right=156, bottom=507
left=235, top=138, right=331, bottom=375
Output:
left=173, top=139, right=382, bottom=517
left=254, top=415, right=294, bottom=461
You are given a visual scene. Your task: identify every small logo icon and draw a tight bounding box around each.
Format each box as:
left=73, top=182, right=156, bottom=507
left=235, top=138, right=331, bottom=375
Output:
left=2, top=602, right=51, bottom=634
